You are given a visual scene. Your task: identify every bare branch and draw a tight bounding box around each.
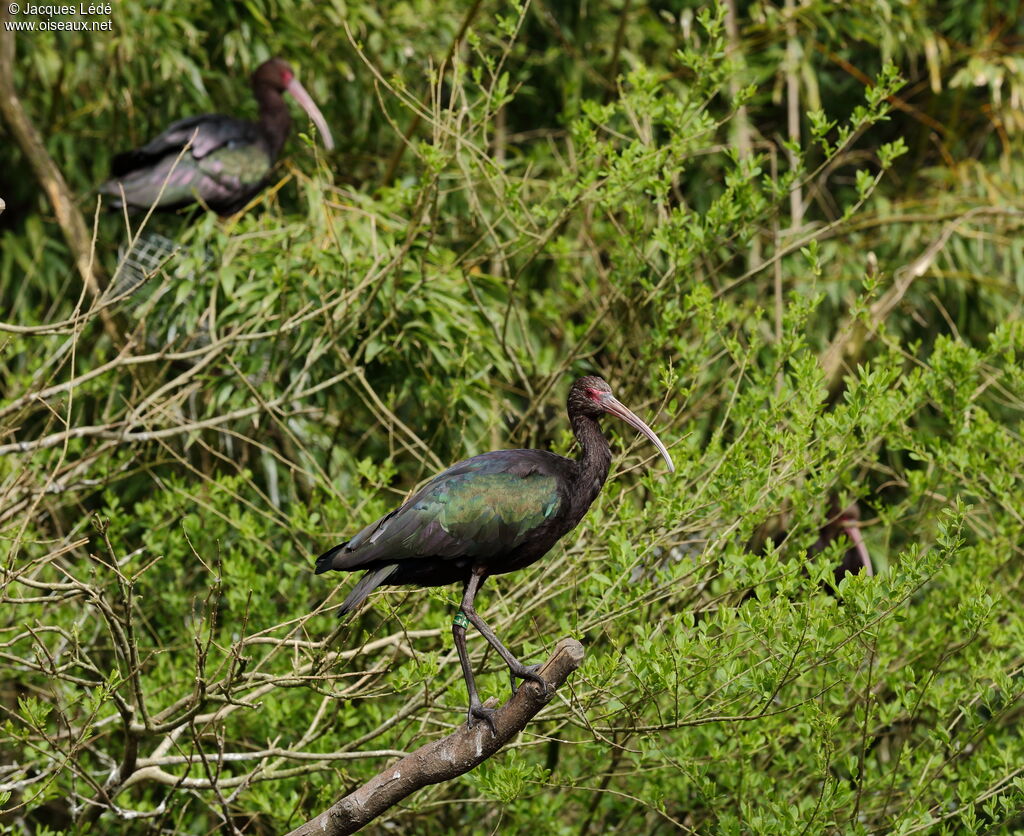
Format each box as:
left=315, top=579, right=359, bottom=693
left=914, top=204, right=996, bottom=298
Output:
left=285, top=638, right=585, bottom=836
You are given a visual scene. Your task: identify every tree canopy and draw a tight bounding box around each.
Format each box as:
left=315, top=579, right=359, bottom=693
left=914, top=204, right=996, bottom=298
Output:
left=2, top=1, right=1024, bottom=833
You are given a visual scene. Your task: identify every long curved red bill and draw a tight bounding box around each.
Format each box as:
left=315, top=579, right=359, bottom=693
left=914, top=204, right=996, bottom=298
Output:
left=843, top=522, right=873, bottom=576
left=601, top=395, right=675, bottom=473
left=286, top=78, right=335, bottom=151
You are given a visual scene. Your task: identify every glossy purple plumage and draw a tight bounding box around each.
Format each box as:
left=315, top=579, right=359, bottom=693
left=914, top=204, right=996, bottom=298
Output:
left=315, top=376, right=674, bottom=730
left=101, top=58, right=332, bottom=215
left=316, top=377, right=640, bottom=615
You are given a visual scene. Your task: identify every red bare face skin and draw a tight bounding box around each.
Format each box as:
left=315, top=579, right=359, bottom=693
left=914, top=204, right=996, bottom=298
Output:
left=568, top=377, right=674, bottom=472
left=253, top=59, right=296, bottom=92
left=252, top=58, right=336, bottom=150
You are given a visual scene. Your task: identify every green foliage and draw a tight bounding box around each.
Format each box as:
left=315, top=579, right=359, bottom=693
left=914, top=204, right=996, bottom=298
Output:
left=2, top=0, right=1024, bottom=834
left=469, top=749, right=550, bottom=805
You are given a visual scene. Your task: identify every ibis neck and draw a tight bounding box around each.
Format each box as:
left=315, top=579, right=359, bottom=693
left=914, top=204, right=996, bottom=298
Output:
left=570, top=413, right=612, bottom=515
left=254, top=84, right=291, bottom=158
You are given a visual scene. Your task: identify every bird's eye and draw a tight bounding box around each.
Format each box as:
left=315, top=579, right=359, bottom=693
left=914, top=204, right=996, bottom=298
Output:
left=586, top=388, right=603, bottom=402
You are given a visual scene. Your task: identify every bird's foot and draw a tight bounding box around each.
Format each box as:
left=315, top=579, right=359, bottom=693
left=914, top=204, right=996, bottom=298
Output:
left=466, top=701, right=498, bottom=735
left=509, top=662, right=549, bottom=697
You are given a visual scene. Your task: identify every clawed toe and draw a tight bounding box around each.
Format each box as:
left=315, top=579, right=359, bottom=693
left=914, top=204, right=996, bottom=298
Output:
left=511, top=663, right=549, bottom=697
left=467, top=703, right=498, bottom=734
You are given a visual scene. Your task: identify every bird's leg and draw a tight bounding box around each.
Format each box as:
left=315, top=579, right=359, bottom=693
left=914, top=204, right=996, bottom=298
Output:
left=454, top=580, right=496, bottom=733
left=462, top=568, right=549, bottom=698
left=509, top=663, right=544, bottom=696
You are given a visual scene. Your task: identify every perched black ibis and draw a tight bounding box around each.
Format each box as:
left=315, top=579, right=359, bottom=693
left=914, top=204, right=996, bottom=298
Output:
left=315, top=376, right=674, bottom=729
left=812, top=500, right=873, bottom=584
left=101, top=59, right=334, bottom=215
left=752, top=498, right=873, bottom=595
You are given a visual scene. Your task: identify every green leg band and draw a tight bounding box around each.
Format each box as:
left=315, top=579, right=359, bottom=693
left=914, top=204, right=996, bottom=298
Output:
left=453, top=611, right=470, bottom=629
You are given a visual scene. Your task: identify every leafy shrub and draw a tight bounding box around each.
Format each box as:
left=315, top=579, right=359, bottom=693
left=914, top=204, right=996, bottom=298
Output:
left=2, top=1, right=1023, bottom=833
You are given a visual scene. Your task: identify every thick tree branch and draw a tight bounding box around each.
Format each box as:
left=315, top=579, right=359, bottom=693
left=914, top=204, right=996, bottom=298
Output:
left=0, top=10, right=102, bottom=293
left=0, top=7, right=121, bottom=343
left=286, top=637, right=585, bottom=836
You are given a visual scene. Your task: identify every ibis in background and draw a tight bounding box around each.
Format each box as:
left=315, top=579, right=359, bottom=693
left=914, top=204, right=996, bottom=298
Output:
left=101, top=59, right=334, bottom=215
left=812, top=499, right=873, bottom=584
left=315, top=376, right=674, bottom=729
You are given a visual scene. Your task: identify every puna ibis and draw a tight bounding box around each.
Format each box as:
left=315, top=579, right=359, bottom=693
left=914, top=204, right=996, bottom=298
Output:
left=812, top=500, right=873, bottom=584
left=101, top=59, right=334, bottom=215
left=315, top=376, right=674, bottom=729
left=752, top=498, right=873, bottom=595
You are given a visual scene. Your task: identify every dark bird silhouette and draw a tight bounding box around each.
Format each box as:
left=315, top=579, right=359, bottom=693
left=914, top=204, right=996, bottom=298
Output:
left=811, top=499, right=873, bottom=585
left=751, top=498, right=873, bottom=597
left=101, top=59, right=334, bottom=215
left=315, top=376, right=674, bottom=729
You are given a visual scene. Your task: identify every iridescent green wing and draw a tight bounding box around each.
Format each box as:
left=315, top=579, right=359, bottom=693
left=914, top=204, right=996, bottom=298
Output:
left=197, top=144, right=273, bottom=191
left=323, top=452, right=563, bottom=570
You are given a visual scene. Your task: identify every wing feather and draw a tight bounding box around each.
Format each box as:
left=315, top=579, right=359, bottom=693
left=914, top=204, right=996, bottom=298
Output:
left=317, top=451, right=564, bottom=573
left=110, top=114, right=259, bottom=176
